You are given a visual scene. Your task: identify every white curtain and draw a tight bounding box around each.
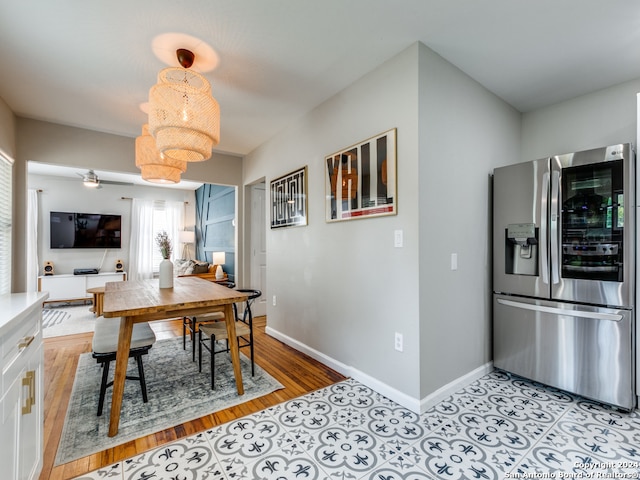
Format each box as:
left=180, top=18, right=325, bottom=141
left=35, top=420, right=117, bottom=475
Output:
left=164, top=201, right=183, bottom=261
left=129, top=199, right=184, bottom=281
left=128, top=198, right=155, bottom=281
left=26, top=189, right=39, bottom=292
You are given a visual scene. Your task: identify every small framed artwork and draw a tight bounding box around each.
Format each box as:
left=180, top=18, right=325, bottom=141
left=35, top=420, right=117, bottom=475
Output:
left=270, top=166, right=308, bottom=228
left=325, top=128, right=397, bottom=222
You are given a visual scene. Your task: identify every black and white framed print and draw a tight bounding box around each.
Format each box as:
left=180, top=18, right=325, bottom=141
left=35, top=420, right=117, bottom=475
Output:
left=270, top=166, right=308, bottom=228
left=325, top=128, right=397, bottom=222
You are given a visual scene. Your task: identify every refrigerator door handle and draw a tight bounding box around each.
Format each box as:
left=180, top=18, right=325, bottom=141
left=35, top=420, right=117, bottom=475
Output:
left=496, top=298, right=624, bottom=322
left=550, top=170, right=560, bottom=284
left=540, top=172, right=550, bottom=285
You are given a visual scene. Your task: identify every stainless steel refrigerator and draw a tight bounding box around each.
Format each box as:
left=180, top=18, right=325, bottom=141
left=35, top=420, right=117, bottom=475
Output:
left=493, top=143, right=636, bottom=410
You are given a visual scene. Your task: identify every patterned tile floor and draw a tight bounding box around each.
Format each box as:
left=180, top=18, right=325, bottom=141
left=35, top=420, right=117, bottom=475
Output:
left=74, top=370, right=640, bottom=479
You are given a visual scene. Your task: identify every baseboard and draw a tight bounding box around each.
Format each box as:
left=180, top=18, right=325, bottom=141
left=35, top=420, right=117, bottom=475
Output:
left=418, top=362, right=494, bottom=412
left=265, top=326, right=352, bottom=377
left=266, top=325, right=493, bottom=414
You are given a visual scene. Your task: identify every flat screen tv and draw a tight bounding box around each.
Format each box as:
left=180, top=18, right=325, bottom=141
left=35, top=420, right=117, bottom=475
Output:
left=50, top=211, right=122, bottom=249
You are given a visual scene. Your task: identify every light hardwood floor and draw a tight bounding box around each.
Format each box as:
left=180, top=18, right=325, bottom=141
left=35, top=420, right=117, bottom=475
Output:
left=40, top=317, right=346, bottom=480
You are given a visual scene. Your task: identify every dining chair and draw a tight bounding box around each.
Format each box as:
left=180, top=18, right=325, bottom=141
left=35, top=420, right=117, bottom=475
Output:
left=92, top=317, right=156, bottom=416
left=182, top=281, right=236, bottom=361
left=197, top=289, right=261, bottom=389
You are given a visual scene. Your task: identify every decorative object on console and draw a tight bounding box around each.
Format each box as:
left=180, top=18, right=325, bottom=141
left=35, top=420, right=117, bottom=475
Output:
left=156, top=230, right=173, bottom=288
left=148, top=47, right=220, bottom=163
left=325, top=128, right=397, bottom=222
left=44, top=260, right=54, bottom=276
left=179, top=230, right=195, bottom=259
left=212, top=251, right=226, bottom=280
left=115, top=259, right=124, bottom=272
left=270, top=165, right=308, bottom=229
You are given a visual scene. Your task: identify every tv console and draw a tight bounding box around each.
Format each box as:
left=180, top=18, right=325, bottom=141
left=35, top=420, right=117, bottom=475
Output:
left=38, top=271, right=126, bottom=304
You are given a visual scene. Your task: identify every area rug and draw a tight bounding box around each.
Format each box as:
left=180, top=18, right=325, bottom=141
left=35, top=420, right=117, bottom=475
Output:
left=43, top=304, right=95, bottom=338
left=55, top=337, right=283, bottom=465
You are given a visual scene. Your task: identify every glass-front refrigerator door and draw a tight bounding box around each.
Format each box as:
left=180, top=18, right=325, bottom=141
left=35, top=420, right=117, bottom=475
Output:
left=552, top=144, right=634, bottom=307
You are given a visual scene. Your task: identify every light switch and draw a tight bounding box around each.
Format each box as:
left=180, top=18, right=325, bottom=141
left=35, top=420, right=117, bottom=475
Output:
left=451, top=253, right=458, bottom=270
left=394, top=230, right=403, bottom=248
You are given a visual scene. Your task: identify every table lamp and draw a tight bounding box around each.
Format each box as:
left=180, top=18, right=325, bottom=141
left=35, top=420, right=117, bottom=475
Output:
left=212, top=251, right=226, bottom=279
left=179, top=230, right=195, bottom=259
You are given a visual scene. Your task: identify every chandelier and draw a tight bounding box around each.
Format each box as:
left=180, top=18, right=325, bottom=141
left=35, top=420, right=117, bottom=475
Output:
left=148, top=48, right=220, bottom=162
left=135, top=124, right=187, bottom=184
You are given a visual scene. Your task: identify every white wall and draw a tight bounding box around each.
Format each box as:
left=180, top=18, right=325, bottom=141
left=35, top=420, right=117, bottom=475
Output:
left=0, top=97, right=15, bottom=158
left=522, top=78, right=640, bottom=161
left=417, top=44, right=521, bottom=400
left=244, top=43, right=422, bottom=405
left=0, top=97, right=20, bottom=293
left=243, top=42, right=521, bottom=410
left=16, top=118, right=244, bottom=186
left=28, top=173, right=195, bottom=277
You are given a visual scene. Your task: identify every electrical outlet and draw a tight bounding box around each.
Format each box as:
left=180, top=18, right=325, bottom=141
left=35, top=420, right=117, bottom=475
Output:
left=394, top=332, right=403, bottom=352
left=272, top=295, right=277, bottom=306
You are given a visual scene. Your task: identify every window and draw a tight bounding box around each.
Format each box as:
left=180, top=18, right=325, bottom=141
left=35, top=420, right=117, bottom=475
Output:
left=129, top=199, right=183, bottom=281
left=151, top=201, right=182, bottom=273
left=0, top=153, right=13, bottom=294
left=151, top=204, right=169, bottom=273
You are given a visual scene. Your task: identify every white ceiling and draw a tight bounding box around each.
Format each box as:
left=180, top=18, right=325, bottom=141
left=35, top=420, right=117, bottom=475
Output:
left=2, top=0, right=640, bottom=159
left=28, top=163, right=204, bottom=190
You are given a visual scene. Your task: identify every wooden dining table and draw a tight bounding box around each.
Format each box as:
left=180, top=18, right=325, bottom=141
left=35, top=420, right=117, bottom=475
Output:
left=102, top=276, right=248, bottom=437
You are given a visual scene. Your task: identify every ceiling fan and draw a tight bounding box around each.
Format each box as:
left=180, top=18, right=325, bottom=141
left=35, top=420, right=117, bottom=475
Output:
left=77, top=170, right=133, bottom=188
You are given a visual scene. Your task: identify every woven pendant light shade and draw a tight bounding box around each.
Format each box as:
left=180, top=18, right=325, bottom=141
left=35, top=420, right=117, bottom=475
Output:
left=148, top=67, right=220, bottom=162
left=135, top=124, right=187, bottom=184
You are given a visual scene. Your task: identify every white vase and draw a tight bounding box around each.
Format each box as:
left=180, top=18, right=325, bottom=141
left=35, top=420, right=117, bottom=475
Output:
left=159, top=258, right=174, bottom=288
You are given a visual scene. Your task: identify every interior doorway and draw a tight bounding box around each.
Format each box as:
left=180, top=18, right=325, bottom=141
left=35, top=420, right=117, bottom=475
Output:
left=247, top=181, right=267, bottom=316
left=195, top=184, right=237, bottom=282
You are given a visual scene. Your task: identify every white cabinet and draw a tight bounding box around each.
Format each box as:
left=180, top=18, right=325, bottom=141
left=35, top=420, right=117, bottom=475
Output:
left=0, top=292, right=48, bottom=480
left=38, top=275, right=85, bottom=302
left=38, top=272, right=126, bottom=303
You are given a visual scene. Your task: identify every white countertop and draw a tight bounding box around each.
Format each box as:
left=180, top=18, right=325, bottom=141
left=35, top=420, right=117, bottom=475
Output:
left=0, top=291, right=49, bottom=334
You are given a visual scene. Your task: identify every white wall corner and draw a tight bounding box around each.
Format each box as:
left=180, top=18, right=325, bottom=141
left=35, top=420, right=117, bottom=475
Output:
left=418, top=362, right=493, bottom=413
left=266, top=326, right=492, bottom=414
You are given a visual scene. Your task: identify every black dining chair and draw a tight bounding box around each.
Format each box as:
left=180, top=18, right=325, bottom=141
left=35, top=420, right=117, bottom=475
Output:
left=198, top=289, right=261, bottom=389
left=182, top=281, right=236, bottom=361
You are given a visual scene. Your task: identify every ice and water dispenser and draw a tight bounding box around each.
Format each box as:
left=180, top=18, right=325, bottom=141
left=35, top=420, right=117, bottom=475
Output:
left=504, top=223, right=538, bottom=276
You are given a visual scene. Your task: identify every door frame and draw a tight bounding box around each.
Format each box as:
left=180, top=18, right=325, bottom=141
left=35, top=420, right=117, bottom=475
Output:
left=244, top=179, right=267, bottom=317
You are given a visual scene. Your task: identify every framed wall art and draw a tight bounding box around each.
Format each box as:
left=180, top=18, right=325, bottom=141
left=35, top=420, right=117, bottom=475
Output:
left=270, top=166, right=308, bottom=228
left=325, top=128, right=397, bottom=222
